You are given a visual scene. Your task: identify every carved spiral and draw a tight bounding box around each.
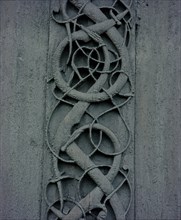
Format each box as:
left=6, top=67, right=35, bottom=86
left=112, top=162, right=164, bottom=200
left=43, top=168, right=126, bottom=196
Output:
left=46, top=0, right=134, bottom=219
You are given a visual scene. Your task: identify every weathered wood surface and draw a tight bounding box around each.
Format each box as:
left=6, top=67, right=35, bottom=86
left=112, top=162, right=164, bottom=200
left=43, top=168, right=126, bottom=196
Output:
left=40, top=1, right=67, bottom=219
left=135, top=0, right=181, bottom=219
left=0, top=0, right=180, bottom=219
left=0, top=1, right=50, bottom=219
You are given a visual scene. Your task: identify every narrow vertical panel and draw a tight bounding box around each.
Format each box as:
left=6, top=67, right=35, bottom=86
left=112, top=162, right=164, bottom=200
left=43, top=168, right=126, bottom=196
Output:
left=135, top=0, right=181, bottom=219
left=40, top=1, right=67, bottom=219
left=0, top=1, right=49, bottom=219
left=43, top=0, right=135, bottom=219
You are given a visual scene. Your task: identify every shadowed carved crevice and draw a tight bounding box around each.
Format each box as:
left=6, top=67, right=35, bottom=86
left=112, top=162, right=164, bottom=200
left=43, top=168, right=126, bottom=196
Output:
left=45, top=0, right=134, bottom=219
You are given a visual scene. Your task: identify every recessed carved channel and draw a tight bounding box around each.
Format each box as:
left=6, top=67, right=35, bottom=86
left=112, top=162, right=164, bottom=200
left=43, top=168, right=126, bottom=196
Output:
left=45, top=0, right=134, bottom=219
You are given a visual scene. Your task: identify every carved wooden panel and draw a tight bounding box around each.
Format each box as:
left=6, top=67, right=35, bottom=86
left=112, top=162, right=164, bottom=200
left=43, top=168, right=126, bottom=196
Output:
left=1, top=1, right=181, bottom=220
left=45, top=0, right=134, bottom=219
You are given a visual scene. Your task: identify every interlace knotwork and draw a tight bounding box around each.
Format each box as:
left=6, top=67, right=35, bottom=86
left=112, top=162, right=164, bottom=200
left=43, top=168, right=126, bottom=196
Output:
left=46, top=0, right=134, bottom=219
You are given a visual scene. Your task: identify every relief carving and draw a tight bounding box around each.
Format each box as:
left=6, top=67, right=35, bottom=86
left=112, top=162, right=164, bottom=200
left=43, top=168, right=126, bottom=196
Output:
left=45, top=0, right=134, bottom=219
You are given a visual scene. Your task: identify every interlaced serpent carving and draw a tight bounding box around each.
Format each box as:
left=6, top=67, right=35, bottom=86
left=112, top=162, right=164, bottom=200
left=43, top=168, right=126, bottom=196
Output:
left=46, top=0, right=134, bottom=219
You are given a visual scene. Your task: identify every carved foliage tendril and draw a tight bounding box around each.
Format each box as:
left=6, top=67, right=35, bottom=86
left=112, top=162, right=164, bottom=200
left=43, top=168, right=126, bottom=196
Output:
left=46, top=0, right=134, bottom=219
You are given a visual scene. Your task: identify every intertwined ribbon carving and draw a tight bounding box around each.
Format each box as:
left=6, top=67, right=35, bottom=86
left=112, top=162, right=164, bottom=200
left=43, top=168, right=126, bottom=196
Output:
left=46, top=0, right=133, bottom=219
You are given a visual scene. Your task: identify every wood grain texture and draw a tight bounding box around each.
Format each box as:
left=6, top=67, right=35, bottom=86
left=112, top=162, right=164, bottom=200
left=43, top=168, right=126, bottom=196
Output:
left=0, top=0, right=180, bottom=219
left=40, top=1, right=67, bottom=219
left=0, top=1, right=50, bottom=219
left=135, top=0, right=181, bottom=219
